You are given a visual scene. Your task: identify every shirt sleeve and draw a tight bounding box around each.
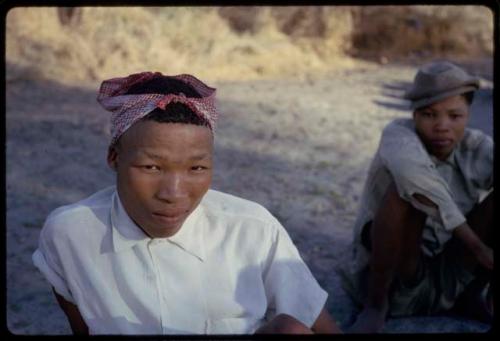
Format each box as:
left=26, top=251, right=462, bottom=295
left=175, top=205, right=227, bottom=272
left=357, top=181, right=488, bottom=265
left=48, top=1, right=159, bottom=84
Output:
left=32, top=215, right=76, bottom=304
left=471, top=133, right=494, bottom=191
left=378, top=119, right=466, bottom=231
left=261, top=222, right=328, bottom=328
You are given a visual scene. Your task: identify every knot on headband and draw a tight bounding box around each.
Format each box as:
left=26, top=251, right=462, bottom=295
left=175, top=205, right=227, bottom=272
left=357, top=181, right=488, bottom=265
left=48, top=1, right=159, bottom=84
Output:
left=97, top=72, right=218, bottom=146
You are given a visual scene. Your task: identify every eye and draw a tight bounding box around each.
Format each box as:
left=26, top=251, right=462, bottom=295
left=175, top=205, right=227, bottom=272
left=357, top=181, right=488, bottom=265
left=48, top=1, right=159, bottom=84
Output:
left=142, top=165, right=160, bottom=171
left=191, top=165, right=208, bottom=172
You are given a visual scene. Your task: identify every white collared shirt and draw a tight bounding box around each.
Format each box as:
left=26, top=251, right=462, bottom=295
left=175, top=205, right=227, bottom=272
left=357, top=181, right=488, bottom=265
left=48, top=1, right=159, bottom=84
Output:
left=32, top=187, right=327, bottom=335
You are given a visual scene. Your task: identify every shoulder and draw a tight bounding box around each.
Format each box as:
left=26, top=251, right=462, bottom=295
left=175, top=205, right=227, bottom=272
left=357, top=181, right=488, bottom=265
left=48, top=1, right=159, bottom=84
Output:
left=42, top=186, right=115, bottom=242
left=200, top=189, right=281, bottom=232
left=382, top=118, right=414, bottom=133
left=457, top=129, right=493, bottom=179
left=201, top=189, right=278, bottom=223
left=378, top=118, right=429, bottom=164
left=199, top=190, right=292, bottom=263
left=380, top=118, right=421, bottom=147
left=460, top=128, right=493, bottom=151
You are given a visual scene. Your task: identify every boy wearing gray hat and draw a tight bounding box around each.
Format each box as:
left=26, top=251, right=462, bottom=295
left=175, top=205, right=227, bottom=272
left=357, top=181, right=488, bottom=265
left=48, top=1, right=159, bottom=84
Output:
left=340, top=61, right=493, bottom=333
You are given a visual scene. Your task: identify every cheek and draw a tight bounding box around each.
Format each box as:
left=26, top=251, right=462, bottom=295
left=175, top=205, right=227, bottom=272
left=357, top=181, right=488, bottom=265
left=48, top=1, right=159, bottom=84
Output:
left=415, top=119, right=432, bottom=137
left=118, top=168, right=157, bottom=198
left=189, top=173, right=212, bottom=199
left=453, top=124, right=467, bottom=139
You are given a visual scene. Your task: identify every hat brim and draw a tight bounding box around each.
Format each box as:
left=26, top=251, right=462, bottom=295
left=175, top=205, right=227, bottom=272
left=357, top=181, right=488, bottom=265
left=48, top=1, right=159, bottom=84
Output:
left=409, top=85, right=479, bottom=110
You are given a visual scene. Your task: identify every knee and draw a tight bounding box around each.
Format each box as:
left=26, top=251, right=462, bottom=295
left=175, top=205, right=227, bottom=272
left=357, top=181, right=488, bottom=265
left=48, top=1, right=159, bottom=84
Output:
left=383, top=182, right=411, bottom=211
left=372, top=182, right=428, bottom=239
left=383, top=182, right=434, bottom=219
left=377, top=182, right=416, bottom=222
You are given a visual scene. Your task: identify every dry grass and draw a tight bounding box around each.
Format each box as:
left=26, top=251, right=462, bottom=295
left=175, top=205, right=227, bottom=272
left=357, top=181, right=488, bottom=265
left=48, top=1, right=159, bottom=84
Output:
left=5, top=7, right=355, bottom=84
left=349, top=5, right=493, bottom=63
left=5, top=6, right=493, bottom=85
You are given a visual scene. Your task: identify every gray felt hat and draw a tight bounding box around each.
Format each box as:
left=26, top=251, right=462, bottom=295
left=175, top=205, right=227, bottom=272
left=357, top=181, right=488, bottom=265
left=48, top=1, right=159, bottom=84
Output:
left=405, top=61, right=480, bottom=110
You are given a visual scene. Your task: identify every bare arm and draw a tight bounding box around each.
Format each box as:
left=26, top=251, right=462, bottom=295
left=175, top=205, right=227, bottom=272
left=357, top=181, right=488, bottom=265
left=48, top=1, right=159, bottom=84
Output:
left=453, top=222, right=493, bottom=270
left=311, top=307, right=342, bottom=334
left=412, top=194, right=493, bottom=270
left=254, top=314, right=313, bottom=334
left=52, top=288, right=89, bottom=335
left=255, top=308, right=342, bottom=334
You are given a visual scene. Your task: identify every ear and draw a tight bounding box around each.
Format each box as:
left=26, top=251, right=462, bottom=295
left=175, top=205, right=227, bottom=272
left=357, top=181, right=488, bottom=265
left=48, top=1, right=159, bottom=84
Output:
left=107, top=146, right=119, bottom=171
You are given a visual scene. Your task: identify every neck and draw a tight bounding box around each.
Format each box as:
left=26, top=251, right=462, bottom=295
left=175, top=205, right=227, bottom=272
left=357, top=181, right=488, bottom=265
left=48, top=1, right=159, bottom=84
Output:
left=430, top=148, right=453, bottom=162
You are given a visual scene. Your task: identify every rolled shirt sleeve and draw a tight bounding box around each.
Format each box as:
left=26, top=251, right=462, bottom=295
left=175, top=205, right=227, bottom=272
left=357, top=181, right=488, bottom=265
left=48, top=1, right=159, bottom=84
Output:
left=261, top=222, right=328, bottom=328
left=32, top=214, right=76, bottom=304
left=378, top=119, right=467, bottom=231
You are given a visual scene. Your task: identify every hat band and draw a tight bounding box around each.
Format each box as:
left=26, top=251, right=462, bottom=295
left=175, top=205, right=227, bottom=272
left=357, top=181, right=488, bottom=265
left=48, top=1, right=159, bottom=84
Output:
left=410, top=85, right=477, bottom=110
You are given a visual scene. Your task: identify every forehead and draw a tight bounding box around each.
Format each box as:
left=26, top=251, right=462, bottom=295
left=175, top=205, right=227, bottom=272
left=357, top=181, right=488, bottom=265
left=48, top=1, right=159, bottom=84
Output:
left=118, top=121, right=213, bottom=155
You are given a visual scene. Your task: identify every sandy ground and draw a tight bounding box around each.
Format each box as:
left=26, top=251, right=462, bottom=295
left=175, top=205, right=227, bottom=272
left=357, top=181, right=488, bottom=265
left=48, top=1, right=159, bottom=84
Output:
left=6, top=61, right=493, bottom=334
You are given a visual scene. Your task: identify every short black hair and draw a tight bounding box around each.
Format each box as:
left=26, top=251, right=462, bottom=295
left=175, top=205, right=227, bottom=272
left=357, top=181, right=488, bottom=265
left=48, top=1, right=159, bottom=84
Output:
left=461, top=91, right=475, bottom=106
left=124, top=75, right=209, bottom=128
left=126, top=76, right=203, bottom=98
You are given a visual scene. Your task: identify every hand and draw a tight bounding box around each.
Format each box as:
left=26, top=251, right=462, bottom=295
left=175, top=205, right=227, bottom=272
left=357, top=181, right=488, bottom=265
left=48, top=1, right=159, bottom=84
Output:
left=474, top=244, right=493, bottom=270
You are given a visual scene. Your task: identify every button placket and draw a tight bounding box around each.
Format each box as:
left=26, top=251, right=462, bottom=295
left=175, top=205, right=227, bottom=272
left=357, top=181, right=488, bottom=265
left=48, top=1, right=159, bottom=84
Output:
left=147, top=240, right=168, bottom=333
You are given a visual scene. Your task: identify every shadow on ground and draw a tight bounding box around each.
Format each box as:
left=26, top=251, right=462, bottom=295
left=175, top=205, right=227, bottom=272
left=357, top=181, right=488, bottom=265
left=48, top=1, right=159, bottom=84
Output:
left=6, top=67, right=354, bottom=333
left=5, top=62, right=490, bottom=334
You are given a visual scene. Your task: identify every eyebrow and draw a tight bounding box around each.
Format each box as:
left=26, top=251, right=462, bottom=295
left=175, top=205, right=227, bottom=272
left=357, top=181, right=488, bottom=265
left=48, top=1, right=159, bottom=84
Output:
left=447, top=108, right=466, bottom=114
left=141, top=150, right=211, bottom=161
left=419, top=107, right=466, bottom=114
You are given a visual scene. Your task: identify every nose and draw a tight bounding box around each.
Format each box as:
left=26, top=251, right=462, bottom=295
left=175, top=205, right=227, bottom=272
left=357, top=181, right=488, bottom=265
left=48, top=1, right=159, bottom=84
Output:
left=434, top=115, right=450, bottom=133
left=155, top=172, right=187, bottom=203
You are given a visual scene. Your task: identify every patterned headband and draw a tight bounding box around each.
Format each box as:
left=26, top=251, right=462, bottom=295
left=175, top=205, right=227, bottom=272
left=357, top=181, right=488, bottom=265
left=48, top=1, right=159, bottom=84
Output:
left=97, top=72, right=218, bottom=146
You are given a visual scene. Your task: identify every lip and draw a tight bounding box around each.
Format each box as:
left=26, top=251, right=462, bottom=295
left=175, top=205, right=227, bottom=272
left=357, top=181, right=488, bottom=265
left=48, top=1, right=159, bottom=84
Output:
left=430, top=139, right=453, bottom=147
left=152, top=211, right=187, bottom=225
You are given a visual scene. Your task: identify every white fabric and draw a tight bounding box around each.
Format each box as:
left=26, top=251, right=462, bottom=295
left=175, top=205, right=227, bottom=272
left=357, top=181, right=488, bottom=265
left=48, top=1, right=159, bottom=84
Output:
left=33, top=187, right=327, bottom=335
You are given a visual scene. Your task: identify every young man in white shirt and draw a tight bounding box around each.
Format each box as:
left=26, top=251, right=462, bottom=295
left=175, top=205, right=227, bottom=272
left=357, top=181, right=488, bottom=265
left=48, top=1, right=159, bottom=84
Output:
left=33, top=72, right=341, bottom=335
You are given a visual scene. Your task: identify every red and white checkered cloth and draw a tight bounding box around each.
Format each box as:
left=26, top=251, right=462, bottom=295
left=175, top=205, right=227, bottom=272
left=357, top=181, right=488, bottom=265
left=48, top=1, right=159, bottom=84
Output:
left=97, top=72, right=218, bottom=145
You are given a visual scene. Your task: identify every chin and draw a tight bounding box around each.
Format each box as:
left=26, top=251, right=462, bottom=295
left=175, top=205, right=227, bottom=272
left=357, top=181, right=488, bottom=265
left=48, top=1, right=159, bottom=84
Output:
left=153, top=224, right=183, bottom=238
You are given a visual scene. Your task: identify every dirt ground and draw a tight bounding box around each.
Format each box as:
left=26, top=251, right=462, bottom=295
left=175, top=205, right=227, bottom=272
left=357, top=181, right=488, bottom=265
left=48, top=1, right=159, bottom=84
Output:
left=5, top=60, right=493, bottom=334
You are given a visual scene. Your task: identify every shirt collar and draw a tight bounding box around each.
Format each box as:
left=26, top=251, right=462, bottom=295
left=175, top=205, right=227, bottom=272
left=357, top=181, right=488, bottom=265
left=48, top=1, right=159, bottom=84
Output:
left=166, top=205, right=206, bottom=262
left=111, top=191, right=149, bottom=253
left=111, top=189, right=206, bottom=262
left=429, top=148, right=458, bottom=168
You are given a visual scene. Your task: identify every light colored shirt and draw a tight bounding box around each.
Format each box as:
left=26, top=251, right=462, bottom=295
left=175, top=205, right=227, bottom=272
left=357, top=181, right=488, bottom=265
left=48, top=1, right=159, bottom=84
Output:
left=32, top=187, right=327, bottom=335
left=346, top=118, right=493, bottom=279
